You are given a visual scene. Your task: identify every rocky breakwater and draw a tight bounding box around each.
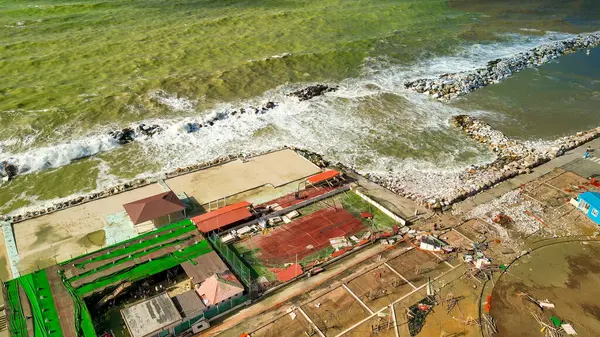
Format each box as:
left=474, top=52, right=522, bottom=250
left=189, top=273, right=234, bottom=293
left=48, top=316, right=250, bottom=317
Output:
left=364, top=115, right=600, bottom=210
left=405, top=32, right=600, bottom=100
left=1, top=177, right=154, bottom=224
left=107, top=84, right=338, bottom=145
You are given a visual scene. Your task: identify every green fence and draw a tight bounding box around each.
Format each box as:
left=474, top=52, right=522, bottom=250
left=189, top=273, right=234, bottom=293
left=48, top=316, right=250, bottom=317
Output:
left=170, top=294, right=249, bottom=336
left=5, top=279, right=27, bottom=337
left=208, top=234, right=252, bottom=287
left=204, top=294, right=248, bottom=319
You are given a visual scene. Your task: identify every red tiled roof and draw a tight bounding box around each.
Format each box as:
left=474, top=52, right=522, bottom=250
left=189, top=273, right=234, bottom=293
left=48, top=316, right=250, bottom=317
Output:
left=306, top=170, right=340, bottom=184
left=195, top=272, right=244, bottom=306
left=191, top=201, right=252, bottom=233
left=123, top=191, right=185, bottom=225
left=275, top=264, right=303, bottom=282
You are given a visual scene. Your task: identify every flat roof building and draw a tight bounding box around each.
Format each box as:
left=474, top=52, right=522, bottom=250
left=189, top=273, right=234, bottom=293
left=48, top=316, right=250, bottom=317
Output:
left=121, top=293, right=182, bottom=337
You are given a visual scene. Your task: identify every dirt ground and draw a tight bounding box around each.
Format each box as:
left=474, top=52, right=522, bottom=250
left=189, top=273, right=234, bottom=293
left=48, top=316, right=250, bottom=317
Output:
left=13, top=183, right=163, bottom=271
left=302, top=285, right=371, bottom=336
left=249, top=309, right=313, bottom=337
left=386, top=249, right=452, bottom=288
left=544, top=170, right=594, bottom=193
left=523, top=183, right=570, bottom=208
left=415, top=268, right=481, bottom=337
left=344, top=308, right=397, bottom=337
left=492, top=241, right=600, bottom=337
left=453, top=219, right=499, bottom=244
left=346, top=265, right=415, bottom=312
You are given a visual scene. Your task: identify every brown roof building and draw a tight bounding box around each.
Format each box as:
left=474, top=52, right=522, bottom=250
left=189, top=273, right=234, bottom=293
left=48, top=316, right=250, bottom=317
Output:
left=180, top=251, right=229, bottom=285
left=123, top=191, right=186, bottom=231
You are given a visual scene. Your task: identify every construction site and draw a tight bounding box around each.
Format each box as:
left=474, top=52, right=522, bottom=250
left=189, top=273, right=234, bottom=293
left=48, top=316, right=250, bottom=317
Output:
left=2, top=144, right=600, bottom=337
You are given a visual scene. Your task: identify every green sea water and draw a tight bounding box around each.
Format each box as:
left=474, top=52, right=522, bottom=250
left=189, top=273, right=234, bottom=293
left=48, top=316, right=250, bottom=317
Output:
left=1, top=0, right=600, bottom=213
left=1, top=0, right=597, bottom=144
left=453, top=45, right=600, bottom=140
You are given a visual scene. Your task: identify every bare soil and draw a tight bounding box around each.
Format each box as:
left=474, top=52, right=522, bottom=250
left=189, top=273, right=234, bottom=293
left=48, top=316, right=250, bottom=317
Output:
left=386, top=249, right=451, bottom=288
left=302, top=285, right=370, bottom=336
left=346, top=265, right=414, bottom=312
left=249, top=309, right=312, bottom=337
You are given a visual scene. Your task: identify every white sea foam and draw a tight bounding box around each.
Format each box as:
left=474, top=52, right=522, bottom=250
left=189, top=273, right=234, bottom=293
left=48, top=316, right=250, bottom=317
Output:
left=0, top=31, right=582, bottom=202
left=2, top=136, right=119, bottom=174
left=368, top=31, right=574, bottom=88
left=148, top=90, right=197, bottom=112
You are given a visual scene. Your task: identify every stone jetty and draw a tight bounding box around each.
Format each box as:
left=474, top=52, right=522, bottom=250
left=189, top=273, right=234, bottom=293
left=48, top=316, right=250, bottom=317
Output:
left=405, top=32, right=600, bottom=100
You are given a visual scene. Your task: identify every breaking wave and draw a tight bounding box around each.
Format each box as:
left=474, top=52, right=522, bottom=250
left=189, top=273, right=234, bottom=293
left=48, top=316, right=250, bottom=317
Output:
left=0, top=31, right=577, bottom=188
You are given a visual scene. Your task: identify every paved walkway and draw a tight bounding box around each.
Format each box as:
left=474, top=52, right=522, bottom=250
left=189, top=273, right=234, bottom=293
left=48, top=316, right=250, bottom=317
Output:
left=350, top=173, right=430, bottom=220
left=454, top=137, right=600, bottom=213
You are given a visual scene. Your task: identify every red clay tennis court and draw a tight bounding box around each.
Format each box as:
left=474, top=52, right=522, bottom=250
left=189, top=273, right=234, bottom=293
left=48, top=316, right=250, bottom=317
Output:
left=242, top=207, right=365, bottom=265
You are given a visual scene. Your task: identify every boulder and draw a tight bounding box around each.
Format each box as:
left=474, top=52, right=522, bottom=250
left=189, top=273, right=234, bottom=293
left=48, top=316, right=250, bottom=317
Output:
left=288, top=84, right=338, bottom=101
left=109, top=127, right=135, bottom=144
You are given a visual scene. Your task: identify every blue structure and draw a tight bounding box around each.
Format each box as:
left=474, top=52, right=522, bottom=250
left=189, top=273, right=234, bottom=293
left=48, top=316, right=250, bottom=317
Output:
left=577, top=192, right=600, bottom=225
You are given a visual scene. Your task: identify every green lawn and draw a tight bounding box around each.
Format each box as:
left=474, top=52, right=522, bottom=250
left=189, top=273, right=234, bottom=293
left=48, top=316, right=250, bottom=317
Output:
left=295, top=191, right=398, bottom=231
left=230, top=244, right=278, bottom=282
left=300, top=246, right=335, bottom=267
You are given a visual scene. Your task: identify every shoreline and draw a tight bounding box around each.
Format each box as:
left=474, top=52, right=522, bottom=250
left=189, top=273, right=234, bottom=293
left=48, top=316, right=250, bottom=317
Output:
left=366, top=116, right=600, bottom=209
left=2, top=117, right=599, bottom=223
left=404, top=31, right=600, bottom=100
left=3, top=33, right=600, bottom=219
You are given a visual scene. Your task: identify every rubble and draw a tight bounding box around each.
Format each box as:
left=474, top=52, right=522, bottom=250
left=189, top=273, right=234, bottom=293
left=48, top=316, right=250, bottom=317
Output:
left=405, top=32, right=600, bottom=100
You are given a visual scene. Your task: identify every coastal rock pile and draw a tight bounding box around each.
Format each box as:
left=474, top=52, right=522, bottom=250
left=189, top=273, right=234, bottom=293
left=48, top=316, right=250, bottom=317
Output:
left=109, top=127, right=136, bottom=144
left=405, top=32, right=600, bottom=100
left=3, top=177, right=153, bottom=223
left=137, top=124, right=163, bottom=137
left=106, top=85, right=339, bottom=146
left=293, top=148, right=330, bottom=168
left=366, top=115, right=600, bottom=209
left=288, top=84, right=338, bottom=101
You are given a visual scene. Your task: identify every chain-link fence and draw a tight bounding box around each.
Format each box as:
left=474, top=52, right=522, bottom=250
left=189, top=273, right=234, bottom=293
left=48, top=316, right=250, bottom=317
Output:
left=208, top=234, right=252, bottom=287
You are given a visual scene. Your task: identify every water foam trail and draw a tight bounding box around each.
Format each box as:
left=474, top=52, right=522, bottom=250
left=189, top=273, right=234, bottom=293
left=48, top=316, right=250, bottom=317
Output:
left=0, top=32, right=574, bottom=182
left=2, top=136, right=120, bottom=174
left=367, top=31, right=575, bottom=91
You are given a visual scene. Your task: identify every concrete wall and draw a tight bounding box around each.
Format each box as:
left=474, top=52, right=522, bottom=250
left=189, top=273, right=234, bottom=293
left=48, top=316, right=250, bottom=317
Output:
left=351, top=187, right=407, bottom=226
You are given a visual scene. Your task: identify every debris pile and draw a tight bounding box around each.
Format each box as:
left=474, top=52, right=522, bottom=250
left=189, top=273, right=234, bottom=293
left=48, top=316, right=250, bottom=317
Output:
left=518, top=293, right=578, bottom=336
left=407, top=296, right=436, bottom=337
left=405, top=32, right=600, bottom=100
left=468, top=190, right=546, bottom=237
